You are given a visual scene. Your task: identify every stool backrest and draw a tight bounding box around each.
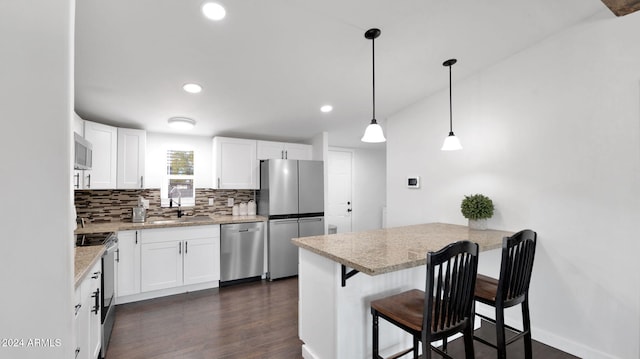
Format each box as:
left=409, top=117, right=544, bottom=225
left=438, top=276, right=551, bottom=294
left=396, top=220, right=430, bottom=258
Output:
left=498, top=229, right=537, bottom=307
left=423, top=240, right=479, bottom=339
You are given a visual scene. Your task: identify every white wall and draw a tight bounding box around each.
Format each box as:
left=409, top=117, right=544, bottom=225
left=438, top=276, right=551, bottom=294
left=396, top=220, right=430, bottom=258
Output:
left=387, top=10, right=640, bottom=359
left=353, top=148, right=386, bottom=232
left=0, top=1, right=75, bottom=358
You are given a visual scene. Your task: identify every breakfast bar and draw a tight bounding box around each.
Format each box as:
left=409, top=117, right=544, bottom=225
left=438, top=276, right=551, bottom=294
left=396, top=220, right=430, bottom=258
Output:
left=292, top=222, right=513, bottom=359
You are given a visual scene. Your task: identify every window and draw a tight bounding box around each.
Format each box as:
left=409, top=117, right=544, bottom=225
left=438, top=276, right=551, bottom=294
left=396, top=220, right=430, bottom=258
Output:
left=161, top=149, right=195, bottom=207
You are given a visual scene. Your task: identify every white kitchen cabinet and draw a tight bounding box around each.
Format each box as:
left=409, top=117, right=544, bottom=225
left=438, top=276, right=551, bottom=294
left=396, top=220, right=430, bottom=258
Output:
left=117, top=128, right=146, bottom=189
left=212, top=137, right=258, bottom=189
left=183, top=237, right=220, bottom=285
left=116, top=230, right=141, bottom=298
left=141, top=240, right=183, bottom=292
left=73, top=114, right=88, bottom=190
left=141, top=225, right=220, bottom=293
left=257, top=140, right=312, bottom=160
left=83, top=121, right=118, bottom=189
left=74, top=282, right=88, bottom=359
left=74, top=261, right=101, bottom=359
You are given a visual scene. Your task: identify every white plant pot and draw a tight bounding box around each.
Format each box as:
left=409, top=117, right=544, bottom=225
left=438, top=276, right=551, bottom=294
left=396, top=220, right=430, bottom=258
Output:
left=468, top=219, right=488, bottom=230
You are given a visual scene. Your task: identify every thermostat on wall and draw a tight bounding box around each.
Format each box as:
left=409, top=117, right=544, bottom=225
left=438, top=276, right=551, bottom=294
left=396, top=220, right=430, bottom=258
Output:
left=407, top=176, right=420, bottom=188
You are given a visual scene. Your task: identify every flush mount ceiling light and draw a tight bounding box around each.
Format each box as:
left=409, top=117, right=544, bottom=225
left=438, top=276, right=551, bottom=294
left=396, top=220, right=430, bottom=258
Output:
left=361, top=28, right=386, bottom=143
left=168, top=117, right=196, bottom=130
left=441, top=59, right=463, bottom=151
left=202, top=2, right=226, bottom=21
left=182, top=83, right=202, bottom=94
left=320, top=105, right=333, bottom=113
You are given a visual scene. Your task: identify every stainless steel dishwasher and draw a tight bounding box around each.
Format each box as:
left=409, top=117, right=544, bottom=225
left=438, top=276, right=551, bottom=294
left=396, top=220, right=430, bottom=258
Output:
left=220, top=222, right=265, bottom=284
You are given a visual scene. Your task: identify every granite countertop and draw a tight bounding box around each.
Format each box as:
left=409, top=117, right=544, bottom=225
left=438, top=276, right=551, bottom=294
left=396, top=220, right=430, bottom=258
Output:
left=74, top=214, right=266, bottom=287
left=75, top=245, right=105, bottom=288
left=74, top=215, right=267, bottom=235
left=292, top=222, right=514, bottom=276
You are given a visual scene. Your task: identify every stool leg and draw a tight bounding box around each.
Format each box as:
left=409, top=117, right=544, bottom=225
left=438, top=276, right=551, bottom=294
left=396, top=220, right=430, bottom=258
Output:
left=413, top=335, right=419, bottom=359
left=522, top=300, right=533, bottom=359
left=496, top=307, right=507, bottom=359
left=463, top=324, right=475, bottom=359
left=372, top=312, right=379, bottom=359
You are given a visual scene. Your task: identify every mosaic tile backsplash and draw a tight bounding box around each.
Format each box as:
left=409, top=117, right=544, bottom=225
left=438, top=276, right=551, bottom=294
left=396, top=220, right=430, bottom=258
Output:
left=75, top=189, right=257, bottom=223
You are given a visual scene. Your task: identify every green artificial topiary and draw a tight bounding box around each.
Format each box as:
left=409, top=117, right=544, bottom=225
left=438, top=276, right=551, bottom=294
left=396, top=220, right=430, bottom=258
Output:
left=460, top=194, right=494, bottom=220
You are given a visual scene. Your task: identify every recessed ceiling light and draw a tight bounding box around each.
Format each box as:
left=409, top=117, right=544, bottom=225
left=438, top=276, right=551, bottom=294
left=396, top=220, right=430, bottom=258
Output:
left=183, top=83, right=202, bottom=94
left=168, top=117, right=196, bottom=130
left=320, top=105, right=333, bottom=113
left=202, top=2, right=226, bottom=21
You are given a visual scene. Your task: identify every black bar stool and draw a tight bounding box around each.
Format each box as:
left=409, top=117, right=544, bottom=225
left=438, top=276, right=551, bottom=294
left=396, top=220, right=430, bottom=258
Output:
left=371, top=240, right=479, bottom=359
left=473, top=229, right=537, bottom=359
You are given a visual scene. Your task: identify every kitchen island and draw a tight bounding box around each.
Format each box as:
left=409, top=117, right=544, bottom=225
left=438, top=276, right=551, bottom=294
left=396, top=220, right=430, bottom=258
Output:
left=292, top=222, right=513, bottom=359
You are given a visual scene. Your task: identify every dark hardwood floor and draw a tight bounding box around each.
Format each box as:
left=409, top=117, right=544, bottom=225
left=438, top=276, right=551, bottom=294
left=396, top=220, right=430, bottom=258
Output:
left=107, top=277, right=578, bottom=359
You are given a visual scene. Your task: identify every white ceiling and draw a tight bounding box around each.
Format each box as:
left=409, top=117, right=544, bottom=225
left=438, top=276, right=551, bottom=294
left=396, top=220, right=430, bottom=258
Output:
left=74, top=0, right=606, bottom=148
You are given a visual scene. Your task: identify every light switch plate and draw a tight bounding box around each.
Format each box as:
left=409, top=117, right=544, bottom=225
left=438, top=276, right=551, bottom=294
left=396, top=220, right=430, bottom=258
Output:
left=227, top=198, right=234, bottom=206
left=209, top=198, right=214, bottom=205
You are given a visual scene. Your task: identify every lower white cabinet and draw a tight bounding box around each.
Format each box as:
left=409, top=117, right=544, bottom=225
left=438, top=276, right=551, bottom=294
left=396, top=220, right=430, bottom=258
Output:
left=116, top=225, right=220, bottom=302
left=74, top=261, right=101, bottom=359
left=141, top=226, right=220, bottom=292
left=116, top=230, right=141, bottom=298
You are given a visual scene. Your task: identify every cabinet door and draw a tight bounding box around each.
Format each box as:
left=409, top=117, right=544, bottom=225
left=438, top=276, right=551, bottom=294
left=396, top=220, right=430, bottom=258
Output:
left=74, top=284, right=89, bottom=359
left=117, top=128, right=146, bottom=189
left=213, top=137, right=258, bottom=189
left=116, top=230, right=141, bottom=298
left=256, top=140, right=285, bottom=160
left=183, top=237, right=220, bottom=285
left=84, top=121, right=117, bottom=189
left=141, top=241, right=183, bottom=292
left=284, top=143, right=313, bottom=160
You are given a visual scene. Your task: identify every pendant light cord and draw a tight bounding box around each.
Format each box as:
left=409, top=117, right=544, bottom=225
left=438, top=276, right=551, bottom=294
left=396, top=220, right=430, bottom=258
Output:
left=372, top=36, right=376, bottom=122
left=448, top=63, right=453, bottom=133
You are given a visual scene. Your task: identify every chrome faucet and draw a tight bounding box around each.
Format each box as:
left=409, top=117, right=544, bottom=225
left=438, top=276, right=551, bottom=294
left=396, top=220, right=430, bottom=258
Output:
left=169, top=186, right=183, bottom=218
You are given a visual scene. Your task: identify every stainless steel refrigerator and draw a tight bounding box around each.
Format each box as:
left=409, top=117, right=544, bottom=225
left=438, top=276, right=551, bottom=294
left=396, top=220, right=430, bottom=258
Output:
left=259, top=159, right=324, bottom=280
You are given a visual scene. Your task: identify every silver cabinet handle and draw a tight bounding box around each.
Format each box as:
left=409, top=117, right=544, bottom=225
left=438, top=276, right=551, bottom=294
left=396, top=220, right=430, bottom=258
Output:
left=140, top=176, right=144, bottom=188
left=185, top=241, right=188, bottom=254
left=135, top=230, right=138, bottom=244
left=74, top=303, right=82, bottom=315
left=74, top=173, right=80, bottom=189
left=217, top=177, right=221, bottom=188
left=91, top=271, right=100, bottom=279
left=75, top=347, right=80, bottom=358
left=86, top=174, right=91, bottom=188
left=179, top=242, right=182, bottom=254
left=116, top=248, right=120, bottom=262
left=285, top=150, right=288, bottom=159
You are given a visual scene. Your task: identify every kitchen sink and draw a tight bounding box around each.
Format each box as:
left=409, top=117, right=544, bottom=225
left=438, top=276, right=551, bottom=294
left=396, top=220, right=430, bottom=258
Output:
left=147, top=216, right=213, bottom=224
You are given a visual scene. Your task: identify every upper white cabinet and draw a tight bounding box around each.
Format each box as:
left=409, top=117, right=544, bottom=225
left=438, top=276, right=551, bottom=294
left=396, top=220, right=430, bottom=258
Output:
left=212, top=137, right=258, bottom=189
left=84, top=121, right=118, bottom=189
left=117, top=128, right=146, bottom=189
left=257, top=140, right=312, bottom=160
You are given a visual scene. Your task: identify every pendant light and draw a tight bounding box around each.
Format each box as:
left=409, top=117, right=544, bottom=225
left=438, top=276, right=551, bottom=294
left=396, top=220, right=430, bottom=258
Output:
left=441, top=59, right=462, bottom=151
left=361, top=28, right=386, bottom=143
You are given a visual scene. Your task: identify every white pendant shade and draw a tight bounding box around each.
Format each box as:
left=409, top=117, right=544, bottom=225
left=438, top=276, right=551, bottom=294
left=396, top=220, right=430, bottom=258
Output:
left=361, top=121, right=386, bottom=143
left=441, top=133, right=462, bottom=151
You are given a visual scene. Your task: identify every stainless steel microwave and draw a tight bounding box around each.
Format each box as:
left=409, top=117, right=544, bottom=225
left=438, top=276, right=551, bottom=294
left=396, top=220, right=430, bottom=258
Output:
left=74, top=132, right=93, bottom=170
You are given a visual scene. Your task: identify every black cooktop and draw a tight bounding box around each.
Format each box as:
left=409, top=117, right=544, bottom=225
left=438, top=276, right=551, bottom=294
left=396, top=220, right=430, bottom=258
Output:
left=76, top=232, right=115, bottom=247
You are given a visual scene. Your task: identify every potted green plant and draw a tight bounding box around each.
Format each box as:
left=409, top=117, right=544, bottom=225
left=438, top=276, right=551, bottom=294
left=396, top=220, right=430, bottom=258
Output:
left=460, top=194, right=494, bottom=230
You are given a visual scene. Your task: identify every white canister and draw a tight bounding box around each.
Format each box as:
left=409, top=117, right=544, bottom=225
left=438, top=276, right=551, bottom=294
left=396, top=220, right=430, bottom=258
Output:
left=232, top=204, right=239, bottom=216
left=239, top=202, right=248, bottom=216
left=247, top=200, right=256, bottom=215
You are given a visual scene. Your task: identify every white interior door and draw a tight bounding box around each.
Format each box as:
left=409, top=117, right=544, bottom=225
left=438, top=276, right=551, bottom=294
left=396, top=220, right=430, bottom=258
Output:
left=327, top=150, right=353, bottom=233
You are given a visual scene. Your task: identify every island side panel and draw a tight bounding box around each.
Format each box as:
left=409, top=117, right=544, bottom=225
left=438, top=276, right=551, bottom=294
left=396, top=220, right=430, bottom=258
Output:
left=299, top=248, right=338, bottom=359
left=299, top=247, right=427, bottom=358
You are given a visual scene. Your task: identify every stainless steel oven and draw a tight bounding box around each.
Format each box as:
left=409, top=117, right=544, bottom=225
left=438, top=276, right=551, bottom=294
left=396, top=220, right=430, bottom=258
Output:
left=77, top=232, right=118, bottom=358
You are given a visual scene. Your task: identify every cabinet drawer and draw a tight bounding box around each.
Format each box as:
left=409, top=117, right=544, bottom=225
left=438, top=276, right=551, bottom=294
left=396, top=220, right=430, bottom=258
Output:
left=141, top=225, right=220, bottom=244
